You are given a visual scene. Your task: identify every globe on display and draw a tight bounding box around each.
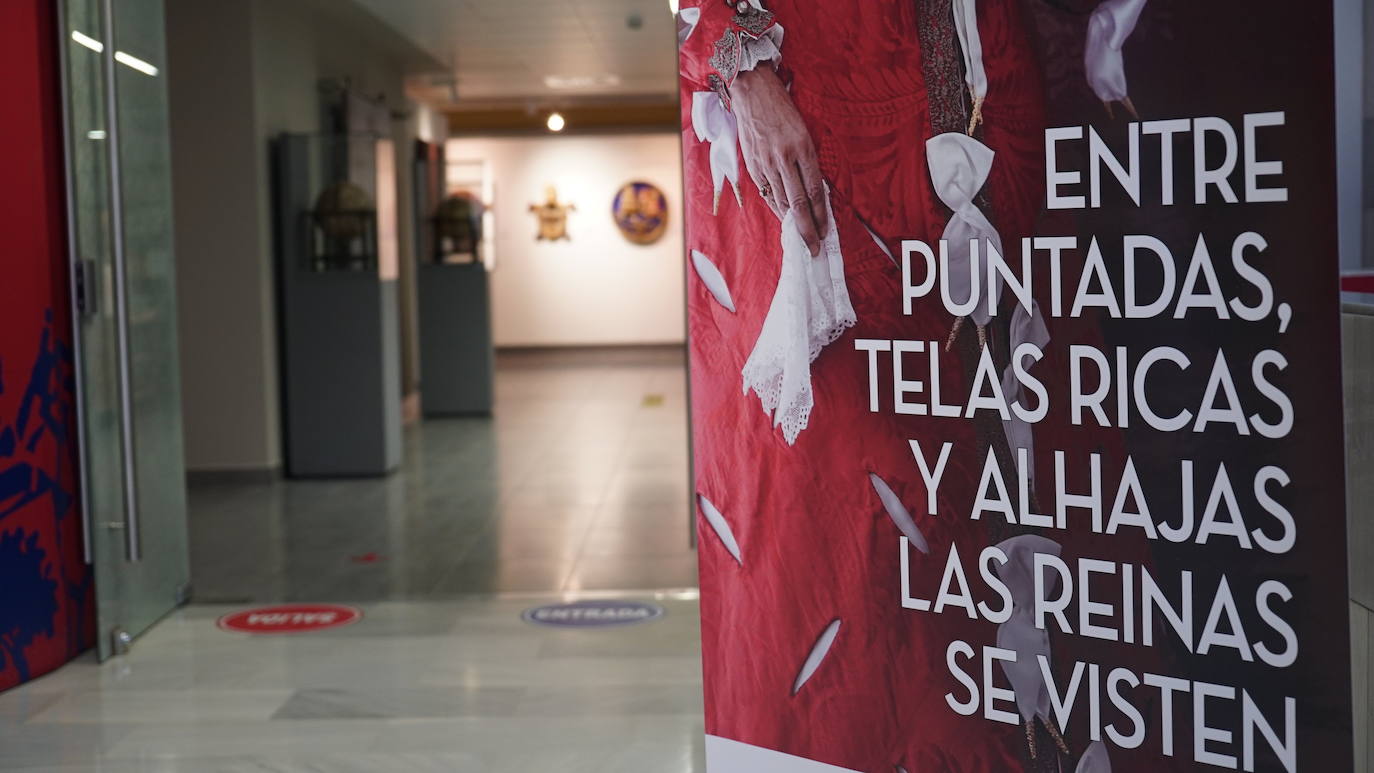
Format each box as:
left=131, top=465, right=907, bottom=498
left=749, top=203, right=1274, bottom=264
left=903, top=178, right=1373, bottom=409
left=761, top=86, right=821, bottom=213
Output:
left=312, top=182, right=373, bottom=240
left=436, top=193, right=483, bottom=242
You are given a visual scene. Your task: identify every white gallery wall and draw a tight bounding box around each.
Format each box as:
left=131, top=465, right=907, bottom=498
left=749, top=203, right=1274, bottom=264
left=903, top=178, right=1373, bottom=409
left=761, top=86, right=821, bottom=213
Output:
left=446, top=132, right=686, bottom=347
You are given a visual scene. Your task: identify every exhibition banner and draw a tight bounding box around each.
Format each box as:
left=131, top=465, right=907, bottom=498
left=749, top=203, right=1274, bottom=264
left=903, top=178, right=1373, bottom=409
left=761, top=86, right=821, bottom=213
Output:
left=678, top=2, right=1350, bottom=771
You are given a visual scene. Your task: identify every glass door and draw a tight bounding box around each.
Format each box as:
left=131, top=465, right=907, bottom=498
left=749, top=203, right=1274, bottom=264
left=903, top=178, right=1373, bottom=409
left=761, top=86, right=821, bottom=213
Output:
left=58, top=0, right=189, bottom=660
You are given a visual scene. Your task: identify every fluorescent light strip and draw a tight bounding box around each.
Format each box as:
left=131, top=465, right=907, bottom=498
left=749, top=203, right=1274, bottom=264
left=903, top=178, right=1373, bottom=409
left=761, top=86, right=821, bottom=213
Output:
left=71, top=30, right=160, bottom=76
left=114, top=51, right=158, bottom=76
left=71, top=30, right=104, bottom=52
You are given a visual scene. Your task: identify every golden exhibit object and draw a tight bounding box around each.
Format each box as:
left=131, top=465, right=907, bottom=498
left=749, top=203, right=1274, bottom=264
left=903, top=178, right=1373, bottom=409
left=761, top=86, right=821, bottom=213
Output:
left=529, top=185, right=575, bottom=241
left=612, top=181, right=668, bottom=245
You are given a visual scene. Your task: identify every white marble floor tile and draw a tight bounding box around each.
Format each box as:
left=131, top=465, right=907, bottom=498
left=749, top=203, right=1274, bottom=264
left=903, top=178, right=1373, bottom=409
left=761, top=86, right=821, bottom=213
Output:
left=28, top=689, right=294, bottom=724
left=272, top=686, right=525, bottom=720
left=2, top=593, right=706, bottom=771
left=100, top=720, right=389, bottom=762
left=4, top=754, right=489, bottom=773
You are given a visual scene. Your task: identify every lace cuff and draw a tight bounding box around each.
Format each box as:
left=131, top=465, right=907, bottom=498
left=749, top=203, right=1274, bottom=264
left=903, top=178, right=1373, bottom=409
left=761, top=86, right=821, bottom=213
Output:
left=738, top=24, right=784, bottom=73
left=742, top=184, right=855, bottom=445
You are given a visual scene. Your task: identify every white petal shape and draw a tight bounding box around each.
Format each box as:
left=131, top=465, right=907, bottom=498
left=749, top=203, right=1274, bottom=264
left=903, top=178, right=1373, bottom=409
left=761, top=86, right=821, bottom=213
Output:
left=697, top=494, right=742, bottom=565
left=1076, top=741, right=1113, bottom=773
left=793, top=619, right=841, bottom=695
left=677, top=6, right=701, bottom=48
left=861, top=221, right=896, bottom=266
left=868, top=473, right=929, bottom=555
left=927, top=132, right=1002, bottom=325
left=896, top=767, right=910, bottom=773
left=691, top=249, right=736, bottom=313
left=1085, top=0, right=1147, bottom=102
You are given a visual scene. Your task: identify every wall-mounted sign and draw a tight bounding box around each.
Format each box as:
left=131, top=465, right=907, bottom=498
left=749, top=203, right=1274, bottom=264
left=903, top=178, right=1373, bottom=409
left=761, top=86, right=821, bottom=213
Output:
left=613, top=181, right=669, bottom=245
left=521, top=600, right=664, bottom=628
left=217, top=604, right=361, bottom=634
left=529, top=185, right=575, bottom=241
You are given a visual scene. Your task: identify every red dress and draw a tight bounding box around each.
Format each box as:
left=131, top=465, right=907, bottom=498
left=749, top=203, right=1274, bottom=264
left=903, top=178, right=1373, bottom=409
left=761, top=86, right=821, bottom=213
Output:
left=680, top=1, right=1054, bottom=770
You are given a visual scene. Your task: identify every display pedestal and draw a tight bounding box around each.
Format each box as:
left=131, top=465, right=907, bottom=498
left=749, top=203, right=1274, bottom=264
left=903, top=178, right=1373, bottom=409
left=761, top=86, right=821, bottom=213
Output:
left=274, top=133, right=402, bottom=477
left=1344, top=304, right=1374, bottom=773
left=1346, top=304, right=1374, bottom=606
left=418, top=262, right=494, bottom=416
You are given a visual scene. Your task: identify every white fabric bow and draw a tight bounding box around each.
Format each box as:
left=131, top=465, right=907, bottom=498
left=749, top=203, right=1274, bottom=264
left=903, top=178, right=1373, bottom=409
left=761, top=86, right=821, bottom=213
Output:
left=1001, top=301, right=1049, bottom=483
left=691, top=92, right=742, bottom=214
left=742, top=185, right=855, bottom=445
left=950, top=0, right=987, bottom=133
left=1085, top=0, right=1147, bottom=116
left=994, top=535, right=1062, bottom=724
left=927, top=132, right=1002, bottom=327
left=1077, top=742, right=1113, bottom=773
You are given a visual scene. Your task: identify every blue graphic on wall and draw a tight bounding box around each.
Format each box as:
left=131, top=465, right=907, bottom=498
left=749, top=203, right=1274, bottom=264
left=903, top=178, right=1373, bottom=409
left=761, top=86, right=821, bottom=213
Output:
left=0, top=531, right=57, bottom=682
left=2, top=314, right=74, bottom=519
left=0, top=311, right=90, bottom=686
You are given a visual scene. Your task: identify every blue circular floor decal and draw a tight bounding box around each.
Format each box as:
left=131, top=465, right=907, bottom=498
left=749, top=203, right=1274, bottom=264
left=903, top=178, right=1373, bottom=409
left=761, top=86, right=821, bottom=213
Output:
left=522, top=600, right=665, bottom=628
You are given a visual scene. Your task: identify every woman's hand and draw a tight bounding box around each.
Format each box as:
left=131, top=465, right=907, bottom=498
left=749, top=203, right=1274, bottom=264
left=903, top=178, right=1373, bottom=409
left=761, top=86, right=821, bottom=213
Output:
left=732, top=66, right=827, bottom=256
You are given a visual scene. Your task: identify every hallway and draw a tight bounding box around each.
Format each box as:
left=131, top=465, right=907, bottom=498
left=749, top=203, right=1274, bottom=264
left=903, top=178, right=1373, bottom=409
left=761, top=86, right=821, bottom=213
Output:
left=188, top=347, right=695, bottom=602
left=0, top=348, right=705, bottom=771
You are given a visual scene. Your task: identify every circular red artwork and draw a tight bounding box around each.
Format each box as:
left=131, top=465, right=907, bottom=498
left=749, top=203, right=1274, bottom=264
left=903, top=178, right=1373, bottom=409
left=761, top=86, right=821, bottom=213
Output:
left=216, top=604, right=361, bottom=634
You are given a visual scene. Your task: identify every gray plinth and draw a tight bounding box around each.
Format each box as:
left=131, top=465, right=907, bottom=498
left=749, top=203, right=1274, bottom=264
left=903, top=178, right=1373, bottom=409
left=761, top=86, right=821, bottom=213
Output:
left=274, top=134, right=403, bottom=477
left=1346, top=304, right=1374, bottom=611
left=418, top=262, right=494, bottom=416
left=1347, top=303, right=1374, bottom=773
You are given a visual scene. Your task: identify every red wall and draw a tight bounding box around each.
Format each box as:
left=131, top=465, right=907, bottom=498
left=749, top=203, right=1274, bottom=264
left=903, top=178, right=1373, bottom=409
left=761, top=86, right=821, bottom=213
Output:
left=0, top=0, right=96, bottom=691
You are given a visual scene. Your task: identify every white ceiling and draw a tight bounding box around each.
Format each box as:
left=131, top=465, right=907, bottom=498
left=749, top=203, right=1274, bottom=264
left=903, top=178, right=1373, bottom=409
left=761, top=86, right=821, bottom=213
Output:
left=350, top=0, right=679, bottom=106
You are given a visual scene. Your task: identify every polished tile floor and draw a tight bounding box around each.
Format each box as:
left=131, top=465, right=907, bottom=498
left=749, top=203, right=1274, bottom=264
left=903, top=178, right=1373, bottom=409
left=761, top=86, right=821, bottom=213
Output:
left=0, top=593, right=705, bottom=771
left=189, top=346, right=696, bottom=603
left=1, top=347, right=706, bottom=771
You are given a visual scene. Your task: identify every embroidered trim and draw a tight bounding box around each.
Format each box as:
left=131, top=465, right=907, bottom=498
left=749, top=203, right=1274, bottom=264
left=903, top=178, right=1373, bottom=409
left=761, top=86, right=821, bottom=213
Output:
left=709, top=29, right=742, bottom=85
left=707, top=73, right=731, bottom=111
left=917, top=0, right=966, bottom=137
left=918, top=0, right=991, bottom=211
left=733, top=7, right=776, bottom=38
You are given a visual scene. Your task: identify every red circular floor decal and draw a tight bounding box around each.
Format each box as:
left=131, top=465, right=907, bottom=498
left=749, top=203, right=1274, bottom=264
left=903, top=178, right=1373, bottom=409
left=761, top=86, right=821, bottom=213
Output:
left=217, top=604, right=361, bottom=634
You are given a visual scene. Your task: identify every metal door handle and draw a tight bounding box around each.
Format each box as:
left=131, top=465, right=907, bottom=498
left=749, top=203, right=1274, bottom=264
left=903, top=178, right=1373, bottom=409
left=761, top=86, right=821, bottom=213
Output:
left=100, top=0, right=141, bottom=562
left=55, top=0, right=95, bottom=565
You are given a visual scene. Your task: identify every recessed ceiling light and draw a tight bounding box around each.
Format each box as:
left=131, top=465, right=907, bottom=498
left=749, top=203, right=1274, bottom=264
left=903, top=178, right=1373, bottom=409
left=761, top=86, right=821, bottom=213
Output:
left=546, top=112, right=566, bottom=132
